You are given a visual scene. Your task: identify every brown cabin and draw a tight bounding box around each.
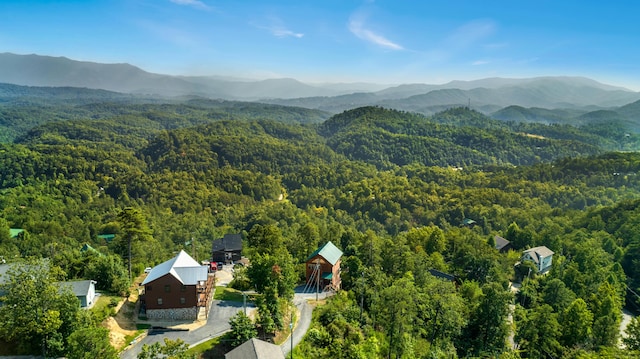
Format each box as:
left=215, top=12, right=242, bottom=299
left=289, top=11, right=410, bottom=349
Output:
left=305, top=241, right=343, bottom=291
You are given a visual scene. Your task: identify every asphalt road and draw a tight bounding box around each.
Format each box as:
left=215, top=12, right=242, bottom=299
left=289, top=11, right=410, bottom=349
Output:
left=119, top=300, right=248, bottom=359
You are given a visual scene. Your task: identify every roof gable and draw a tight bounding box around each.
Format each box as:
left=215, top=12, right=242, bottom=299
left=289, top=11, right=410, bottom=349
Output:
left=142, top=250, right=206, bottom=285
left=494, top=235, right=511, bottom=250
left=9, top=228, right=24, bottom=238
left=213, top=233, right=243, bottom=252
left=225, top=338, right=284, bottom=359
left=59, top=280, right=96, bottom=297
left=523, top=246, right=554, bottom=259
left=307, top=241, right=343, bottom=266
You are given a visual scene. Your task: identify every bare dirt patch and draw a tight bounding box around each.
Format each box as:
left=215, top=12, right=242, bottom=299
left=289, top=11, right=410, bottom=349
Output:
left=104, top=276, right=145, bottom=350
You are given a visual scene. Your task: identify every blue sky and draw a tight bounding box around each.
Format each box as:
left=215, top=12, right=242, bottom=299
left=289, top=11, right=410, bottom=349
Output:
left=1, top=0, right=639, bottom=89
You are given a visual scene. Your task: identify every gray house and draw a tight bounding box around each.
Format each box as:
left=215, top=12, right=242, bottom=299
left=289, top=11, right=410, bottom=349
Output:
left=225, top=338, right=284, bottom=359
left=522, top=246, right=554, bottom=273
left=59, top=280, right=98, bottom=308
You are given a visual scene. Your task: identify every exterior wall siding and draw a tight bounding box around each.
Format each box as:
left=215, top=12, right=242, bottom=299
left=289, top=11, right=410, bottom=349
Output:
left=146, top=307, right=198, bottom=321
left=144, top=274, right=198, bottom=310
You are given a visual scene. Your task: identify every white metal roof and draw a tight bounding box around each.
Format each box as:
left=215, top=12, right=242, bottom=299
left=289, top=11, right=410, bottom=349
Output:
left=142, top=250, right=207, bottom=285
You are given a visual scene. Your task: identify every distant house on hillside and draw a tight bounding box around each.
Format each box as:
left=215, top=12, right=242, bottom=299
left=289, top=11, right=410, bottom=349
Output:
left=141, top=250, right=214, bottom=321
left=305, top=241, right=343, bottom=292
left=522, top=246, right=554, bottom=273
left=225, top=338, right=284, bottom=359
left=429, top=269, right=456, bottom=283
left=9, top=228, right=24, bottom=239
left=212, top=233, right=243, bottom=264
left=494, top=235, right=512, bottom=252
left=461, top=218, right=477, bottom=228
left=59, top=280, right=98, bottom=308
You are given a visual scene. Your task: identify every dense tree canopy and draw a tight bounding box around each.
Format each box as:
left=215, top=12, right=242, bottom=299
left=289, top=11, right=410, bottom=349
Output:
left=1, top=97, right=640, bottom=357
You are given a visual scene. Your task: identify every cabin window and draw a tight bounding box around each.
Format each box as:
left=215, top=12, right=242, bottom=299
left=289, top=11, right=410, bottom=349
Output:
left=164, top=285, right=171, bottom=292
left=181, top=285, right=186, bottom=292
left=146, top=286, right=152, bottom=291
left=180, top=297, right=186, bottom=304
left=157, top=298, right=163, bottom=305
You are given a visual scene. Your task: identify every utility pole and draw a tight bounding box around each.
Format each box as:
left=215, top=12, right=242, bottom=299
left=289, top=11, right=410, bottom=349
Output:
left=315, top=258, right=320, bottom=302
left=290, top=311, right=294, bottom=359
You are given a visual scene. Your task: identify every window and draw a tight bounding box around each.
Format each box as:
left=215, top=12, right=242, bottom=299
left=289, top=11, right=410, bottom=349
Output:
left=181, top=285, right=186, bottom=292
left=157, top=298, right=163, bottom=305
left=146, top=286, right=152, bottom=291
left=180, top=297, right=186, bottom=304
left=164, top=285, right=171, bottom=292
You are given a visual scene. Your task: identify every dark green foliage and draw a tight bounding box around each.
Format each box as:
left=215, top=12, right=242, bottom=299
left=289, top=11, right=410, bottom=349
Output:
left=2, top=100, right=640, bottom=357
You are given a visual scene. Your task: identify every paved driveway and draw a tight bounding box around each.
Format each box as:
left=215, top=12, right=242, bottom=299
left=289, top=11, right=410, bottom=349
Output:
left=119, top=300, right=250, bottom=359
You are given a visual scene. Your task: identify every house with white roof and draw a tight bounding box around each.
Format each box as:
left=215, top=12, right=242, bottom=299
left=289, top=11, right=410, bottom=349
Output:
left=521, top=246, right=554, bottom=273
left=141, top=250, right=214, bottom=320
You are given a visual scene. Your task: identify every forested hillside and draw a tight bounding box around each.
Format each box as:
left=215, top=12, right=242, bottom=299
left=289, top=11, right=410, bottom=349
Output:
left=1, top=96, right=640, bottom=358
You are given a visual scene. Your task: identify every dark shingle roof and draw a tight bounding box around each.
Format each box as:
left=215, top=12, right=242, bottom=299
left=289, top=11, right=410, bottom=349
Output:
left=429, top=269, right=455, bottom=282
left=212, top=233, right=243, bottom=252
left=225, top=338, right=284, bottom=359
left=494, top=235, right=511, bottom=251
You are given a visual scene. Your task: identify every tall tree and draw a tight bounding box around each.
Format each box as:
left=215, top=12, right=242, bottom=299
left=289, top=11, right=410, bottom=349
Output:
left=515, top=304, right=562, bottom=358
left=560, top=298, right=593, bottom=348
left=117, top=207, right=152, bottom=280
left=591, top=282, right=622, bottom=347
left=461, top=282, right=512, bottom=356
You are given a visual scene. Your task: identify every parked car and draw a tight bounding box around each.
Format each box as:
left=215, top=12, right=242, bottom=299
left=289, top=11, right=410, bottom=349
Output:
left=144, top=267, right=152, bottom=273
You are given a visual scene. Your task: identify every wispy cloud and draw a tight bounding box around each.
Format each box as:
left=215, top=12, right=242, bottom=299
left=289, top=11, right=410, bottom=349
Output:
left=169, top=0, right=211, bottom=11
left=254, top=16, right=304, bottom=38
left=268, top=26, right=304, bottom=38
left=348, top=12, right=403, bottom=51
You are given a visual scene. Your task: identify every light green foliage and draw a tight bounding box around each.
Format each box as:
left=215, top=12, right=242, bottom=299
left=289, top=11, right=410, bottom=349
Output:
left=138, top=338, right=194, bottom=359
left=228, top=311, right=257, bottom=348
left=0, top=263, right=79, bottom=357
left=3, top=101, right=640, bottom=357
left=67, top=326, right=117, bottom=359
left=560, top=298, right=593, bottom=348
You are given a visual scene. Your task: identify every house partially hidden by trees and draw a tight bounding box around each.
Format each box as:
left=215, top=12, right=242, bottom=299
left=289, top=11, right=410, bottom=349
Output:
left=225, top=338, right=285, bottom=359
left=212, top=233, right=243, bottom=264
left=141, top=250, right=214, bottom=320
left=305, top=241, right=343, bottom=292
left=493, top=235, right=512, bottom=252
left=521, top=246, right=554, bottom=273
left=58, top=280, right=97, bottom=308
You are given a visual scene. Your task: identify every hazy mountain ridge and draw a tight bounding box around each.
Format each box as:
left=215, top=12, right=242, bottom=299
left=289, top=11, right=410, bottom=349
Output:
left=2, top=53, right=639, bottom=110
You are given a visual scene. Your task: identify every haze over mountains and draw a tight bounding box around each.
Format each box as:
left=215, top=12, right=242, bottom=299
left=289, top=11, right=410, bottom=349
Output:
left=1, top=52, right=640, bottom=117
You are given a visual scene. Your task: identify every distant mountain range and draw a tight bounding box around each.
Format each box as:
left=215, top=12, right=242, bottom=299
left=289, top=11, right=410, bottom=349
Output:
left=1, top=52, right=639, bottom=114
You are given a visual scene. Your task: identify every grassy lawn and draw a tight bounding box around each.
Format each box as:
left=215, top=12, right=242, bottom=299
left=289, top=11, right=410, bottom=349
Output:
left=214, top=287, right=257, bottom=302
left=187, top=333, right=234, bottom=359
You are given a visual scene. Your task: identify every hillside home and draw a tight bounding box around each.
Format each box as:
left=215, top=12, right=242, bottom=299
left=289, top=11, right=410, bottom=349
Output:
left=225, top=338, right=285, bottom=359
left=59, top=280, right=98, bottom=308
left=305, top=241, right=343, bottom=292
left=212, top=233, right=243, bottom=264
left=494, top=235, right=512, bottom=252
left=141, top=250, right=214, bottom=321
left=521, top=246, right=554, bottom=273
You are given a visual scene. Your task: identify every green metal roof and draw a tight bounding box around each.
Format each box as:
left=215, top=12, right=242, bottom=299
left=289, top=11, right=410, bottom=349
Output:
left=307, top=241, right=343, bottom=266
left=9, top=228, right=24, bottom=238
left=97, top=234, right=115, bottom=242
left=322, top=272, right=333, bottom=280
